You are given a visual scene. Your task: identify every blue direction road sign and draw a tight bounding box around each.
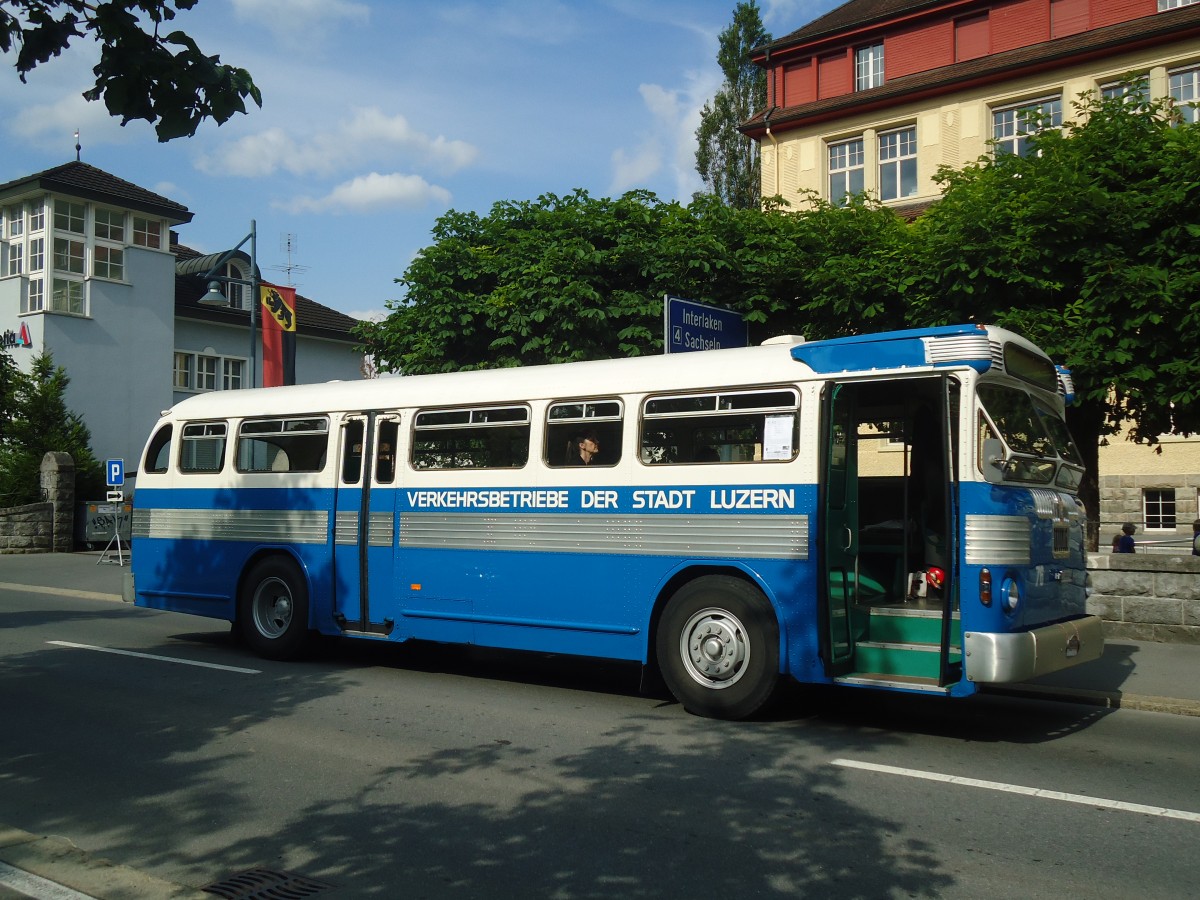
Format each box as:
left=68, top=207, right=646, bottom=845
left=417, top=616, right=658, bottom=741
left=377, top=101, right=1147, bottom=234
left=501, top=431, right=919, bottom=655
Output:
left=106, top=458, right=125, bottom=488
left=664, top=295, right=748, bottom=354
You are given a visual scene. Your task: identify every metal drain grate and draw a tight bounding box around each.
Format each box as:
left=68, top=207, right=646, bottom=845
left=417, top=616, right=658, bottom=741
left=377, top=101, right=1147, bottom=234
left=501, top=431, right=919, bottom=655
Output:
left=202, top=867, right=334, bottom=899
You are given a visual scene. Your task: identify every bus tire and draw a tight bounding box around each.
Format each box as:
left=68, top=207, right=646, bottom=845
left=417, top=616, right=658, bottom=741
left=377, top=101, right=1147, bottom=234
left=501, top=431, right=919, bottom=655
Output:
left=656, top=575, right=779, bottom=720
left=238, top=557, right=312, bottom=661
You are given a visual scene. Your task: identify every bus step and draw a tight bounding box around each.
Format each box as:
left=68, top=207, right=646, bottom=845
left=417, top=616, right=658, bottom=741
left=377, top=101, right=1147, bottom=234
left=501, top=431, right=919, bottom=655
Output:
left=854, top=640, right=961, bottom=680
left=834, top=672, right=952, bottom=694
left=866, top=607, right=959, bottom=644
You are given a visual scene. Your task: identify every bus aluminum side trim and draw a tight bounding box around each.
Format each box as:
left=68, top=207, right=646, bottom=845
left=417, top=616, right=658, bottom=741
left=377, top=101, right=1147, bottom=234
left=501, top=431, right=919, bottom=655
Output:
left=398, top=512, right=808, bottom=559
left=133, top=508, right=329, bottom=544
left=964, top=514, right=1031, bottom=565
left=963, top=615, right=1103, bottom=683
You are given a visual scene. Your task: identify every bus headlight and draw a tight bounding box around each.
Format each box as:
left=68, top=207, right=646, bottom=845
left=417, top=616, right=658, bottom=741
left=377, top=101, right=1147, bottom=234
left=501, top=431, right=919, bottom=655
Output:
left=1000, top=575, right=1021, bottom=614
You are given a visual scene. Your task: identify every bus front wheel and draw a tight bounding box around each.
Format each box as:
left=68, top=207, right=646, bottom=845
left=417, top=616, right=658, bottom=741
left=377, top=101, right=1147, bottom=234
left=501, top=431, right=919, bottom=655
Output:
left=656, top=576, right=779, bottom=720
left=238, top=557, right=312, bottom=660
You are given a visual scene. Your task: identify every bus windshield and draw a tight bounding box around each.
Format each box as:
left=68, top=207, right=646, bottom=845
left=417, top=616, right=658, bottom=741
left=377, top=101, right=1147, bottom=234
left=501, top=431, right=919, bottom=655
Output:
left=977, top=383, right=1084, bottom=488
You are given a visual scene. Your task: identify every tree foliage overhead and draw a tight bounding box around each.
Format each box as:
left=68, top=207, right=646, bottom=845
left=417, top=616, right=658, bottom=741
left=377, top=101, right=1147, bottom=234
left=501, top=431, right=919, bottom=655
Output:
left=695, top=1, right=769, bottom=208
left=356, top=189, right=911, bottom=376
left=0, top=352, right=101, bottom=506
left=1, top=0, right=261, bottom=141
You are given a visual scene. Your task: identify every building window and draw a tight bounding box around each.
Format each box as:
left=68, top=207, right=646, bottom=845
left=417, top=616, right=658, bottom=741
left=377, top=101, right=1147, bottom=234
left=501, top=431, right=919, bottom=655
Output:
left=132, top=216, right=162, bottom=249
left=4, top=205, right=23, bottom=237
left=993, top=97, right=1062, bottom=157
left=29, top=237, right=44, bottom=272
left=197, top=355, right=219, bottom=391
left=54, top=200, right=85, bottom=234
left=878, top=126, right=917, bottom=201
left=1101, top=75, right=1150, bottom=106
left=828, top=138, right=865, bottom=205
left=25, top=278, right=45, bottom=312
left=28, top=203, right=44, bottom=232
left=174, top=351, right=246, bottom=392
left=5, top=242, right=21, bottom=276
left=855, top=44, right=884, bottom=91
left=93, top=245, right=124, bottom=280
left=1144, top=489, right=1177, bottom=530
left=94, top=208, right=125, bottom=242
left=53, top=237, right=85, bottom=274
left=1169, top=66, right=1200, bottom=124
left=51, top=278, right=84, bottom=314
left=173, top=352, right=192, bottom=388
left=1159, top=0, right=1199, bottom=10
left=223, top=359, right=244, bottom=390
left=220, top=261, right=249, bottom=309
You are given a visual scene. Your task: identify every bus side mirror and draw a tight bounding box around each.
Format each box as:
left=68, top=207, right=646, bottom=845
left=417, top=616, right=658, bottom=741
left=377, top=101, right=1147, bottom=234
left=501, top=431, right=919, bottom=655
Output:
left=983, top=438, right=1006, bottom=482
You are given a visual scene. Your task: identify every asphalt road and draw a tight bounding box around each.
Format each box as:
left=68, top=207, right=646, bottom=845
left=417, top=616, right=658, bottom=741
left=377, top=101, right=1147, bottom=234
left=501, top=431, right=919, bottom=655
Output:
left=2, top=586, right=1199, bottom=899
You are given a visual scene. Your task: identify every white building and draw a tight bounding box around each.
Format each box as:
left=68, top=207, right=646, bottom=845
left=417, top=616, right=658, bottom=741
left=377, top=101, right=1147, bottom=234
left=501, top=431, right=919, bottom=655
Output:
left=0, top=161, right=363, bottom=487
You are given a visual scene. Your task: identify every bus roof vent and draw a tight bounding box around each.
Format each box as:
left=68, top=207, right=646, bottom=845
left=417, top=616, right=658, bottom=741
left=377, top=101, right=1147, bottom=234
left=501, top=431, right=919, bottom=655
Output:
left=761, top=335, right=806, bottom=346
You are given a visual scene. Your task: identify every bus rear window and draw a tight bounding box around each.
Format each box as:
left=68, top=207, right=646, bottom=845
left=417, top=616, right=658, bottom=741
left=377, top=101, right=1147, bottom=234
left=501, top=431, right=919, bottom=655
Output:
left=143, top=425, right=172, bottom=474
left=179, top=422, right=227, bottom=473
left=237, top=417, right=329, bottom=473
left=641, top=389, right=799, bottom=464
left=412, top=405, right=530, bottom=470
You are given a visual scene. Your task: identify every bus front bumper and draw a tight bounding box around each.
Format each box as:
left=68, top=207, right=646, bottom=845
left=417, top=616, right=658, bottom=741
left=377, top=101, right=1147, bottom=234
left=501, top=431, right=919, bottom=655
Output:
left=963, top=615, right=1103, bottom=683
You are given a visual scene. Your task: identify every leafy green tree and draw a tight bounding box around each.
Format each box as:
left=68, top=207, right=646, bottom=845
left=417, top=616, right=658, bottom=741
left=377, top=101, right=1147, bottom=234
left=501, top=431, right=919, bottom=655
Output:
left=358, top=188, right=915, bottom=376
left=908, top=91, right=1200, bottom=527
left=0, top=347, right=19, bottom=443
left=0, top=353, right=101, bottom=506
left=695, top=1, right=770, bottom=208
left=1, top=0, right=261, bottom=140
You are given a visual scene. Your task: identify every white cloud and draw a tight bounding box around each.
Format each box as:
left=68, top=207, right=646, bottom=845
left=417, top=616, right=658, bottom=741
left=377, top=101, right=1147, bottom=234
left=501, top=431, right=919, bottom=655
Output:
left=230, top=0, right=370, bottom=45
left=196, top=108, right=478, bottom=178
left=277, top=172, right=452, bottom=214
left=609, top=71, right=717, bottom=199
left=10, top=90, right=136, bottom=148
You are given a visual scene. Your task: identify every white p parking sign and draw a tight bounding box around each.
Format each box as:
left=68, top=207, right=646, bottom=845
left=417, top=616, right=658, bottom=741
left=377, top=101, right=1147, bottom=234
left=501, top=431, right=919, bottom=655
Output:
left=106, top=458, right=125, bottom=488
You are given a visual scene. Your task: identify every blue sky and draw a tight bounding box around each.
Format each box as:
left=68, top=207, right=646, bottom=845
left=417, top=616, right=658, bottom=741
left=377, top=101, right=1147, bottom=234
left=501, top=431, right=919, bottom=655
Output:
left=2, top=0, right=836, bottom=321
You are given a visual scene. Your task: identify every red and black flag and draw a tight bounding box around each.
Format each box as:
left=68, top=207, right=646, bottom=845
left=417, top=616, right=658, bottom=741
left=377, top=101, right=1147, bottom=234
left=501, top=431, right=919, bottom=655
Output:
left=260, top=283, right=297, bottom=387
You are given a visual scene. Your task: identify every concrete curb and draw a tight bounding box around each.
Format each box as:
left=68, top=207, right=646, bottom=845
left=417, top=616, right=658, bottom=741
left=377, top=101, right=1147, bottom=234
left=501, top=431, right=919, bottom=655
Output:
left=0, top=827, right=206, bottom=899
left=982, top=684, right=1200, bottom=717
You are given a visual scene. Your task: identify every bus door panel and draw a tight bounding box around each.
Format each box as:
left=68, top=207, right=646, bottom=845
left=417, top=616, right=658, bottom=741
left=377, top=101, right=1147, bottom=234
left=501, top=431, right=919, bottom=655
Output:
left=332, top=412, right=397, bottom=636
left=820, top=382, right=859, bottom=674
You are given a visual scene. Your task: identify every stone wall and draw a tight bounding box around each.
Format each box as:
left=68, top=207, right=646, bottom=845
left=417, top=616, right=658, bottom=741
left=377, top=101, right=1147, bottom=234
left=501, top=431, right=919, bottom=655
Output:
left=1087, top=552, right=1200, bottom=644
left=0, top=453, right=75, bottom=554
left=0, top=502, right=55, bottom=553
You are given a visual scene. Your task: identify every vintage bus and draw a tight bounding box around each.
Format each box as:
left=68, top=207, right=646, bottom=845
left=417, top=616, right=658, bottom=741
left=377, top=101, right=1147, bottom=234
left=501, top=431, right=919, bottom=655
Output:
left=128, top=324, right=1102, bottom=719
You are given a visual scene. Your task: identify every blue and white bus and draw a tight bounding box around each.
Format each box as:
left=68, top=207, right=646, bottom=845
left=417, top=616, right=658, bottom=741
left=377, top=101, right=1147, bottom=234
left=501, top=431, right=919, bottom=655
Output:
left=128, top=324, right=1101, bottom=719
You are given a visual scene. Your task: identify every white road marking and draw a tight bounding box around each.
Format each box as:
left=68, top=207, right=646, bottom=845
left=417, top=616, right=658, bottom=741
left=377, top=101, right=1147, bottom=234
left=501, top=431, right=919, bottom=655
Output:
left=47, top=641, right=260, bottom=675
left=832, top=758, right=1200, bottom=824
left=0, top=861, right=97, bottom=899
left=0, top=583, right=121, bottom=603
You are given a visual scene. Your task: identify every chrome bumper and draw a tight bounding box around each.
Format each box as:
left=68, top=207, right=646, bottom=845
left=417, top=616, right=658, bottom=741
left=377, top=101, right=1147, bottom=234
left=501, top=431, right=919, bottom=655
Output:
left=963, top=615, right=1103, bottom=683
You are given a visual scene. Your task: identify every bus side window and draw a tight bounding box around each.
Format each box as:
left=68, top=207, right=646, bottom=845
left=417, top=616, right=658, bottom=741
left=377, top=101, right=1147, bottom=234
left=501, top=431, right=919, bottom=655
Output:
left=640, top=389, right=799, bottom=464
left=342, top=420, right=365, bottom=484
left=144, top=424, right=172, bottom=474
left=179, top=422, right=227, bottom=473
left=375, top=420, right=399, bottom=484
left=545, top=400, right=623, bottom=468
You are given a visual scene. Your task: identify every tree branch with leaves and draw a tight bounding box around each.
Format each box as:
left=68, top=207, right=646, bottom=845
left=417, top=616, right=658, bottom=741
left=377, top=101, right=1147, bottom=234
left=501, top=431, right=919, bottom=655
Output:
left=1, top=0, right=261, bottom=141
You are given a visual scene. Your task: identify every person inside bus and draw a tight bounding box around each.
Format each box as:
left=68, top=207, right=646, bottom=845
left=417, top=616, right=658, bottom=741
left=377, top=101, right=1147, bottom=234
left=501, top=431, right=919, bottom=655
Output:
left=1115, top=522, right=1137, bottom=553
left=565, top=430, right=600, bottom=465
left=375, top=442, right=394, bottom=483
left=1193, top=519, right=1200, bottom=556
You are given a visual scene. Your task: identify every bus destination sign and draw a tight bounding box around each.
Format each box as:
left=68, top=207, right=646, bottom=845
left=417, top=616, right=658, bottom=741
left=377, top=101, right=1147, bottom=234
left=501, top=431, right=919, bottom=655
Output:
left=664, top=295, right=748, bottom=354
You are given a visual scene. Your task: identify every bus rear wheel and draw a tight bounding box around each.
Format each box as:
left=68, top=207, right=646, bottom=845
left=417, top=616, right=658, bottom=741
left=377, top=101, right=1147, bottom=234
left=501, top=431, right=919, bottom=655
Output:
left=656, top=575, right=779, bottom=720
left=238, top=557, right=312, bottom=660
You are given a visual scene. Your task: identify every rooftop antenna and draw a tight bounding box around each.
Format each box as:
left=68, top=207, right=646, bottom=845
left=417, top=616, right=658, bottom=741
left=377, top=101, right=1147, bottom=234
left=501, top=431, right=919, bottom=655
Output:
left=74, top=129, right=81, bottom=162
left=268, top=232, right=309, bottom=287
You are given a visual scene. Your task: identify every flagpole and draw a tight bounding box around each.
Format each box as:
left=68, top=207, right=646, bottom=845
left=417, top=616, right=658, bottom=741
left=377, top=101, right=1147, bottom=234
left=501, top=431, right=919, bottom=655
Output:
left=249, top=219, right=258, bottom=388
